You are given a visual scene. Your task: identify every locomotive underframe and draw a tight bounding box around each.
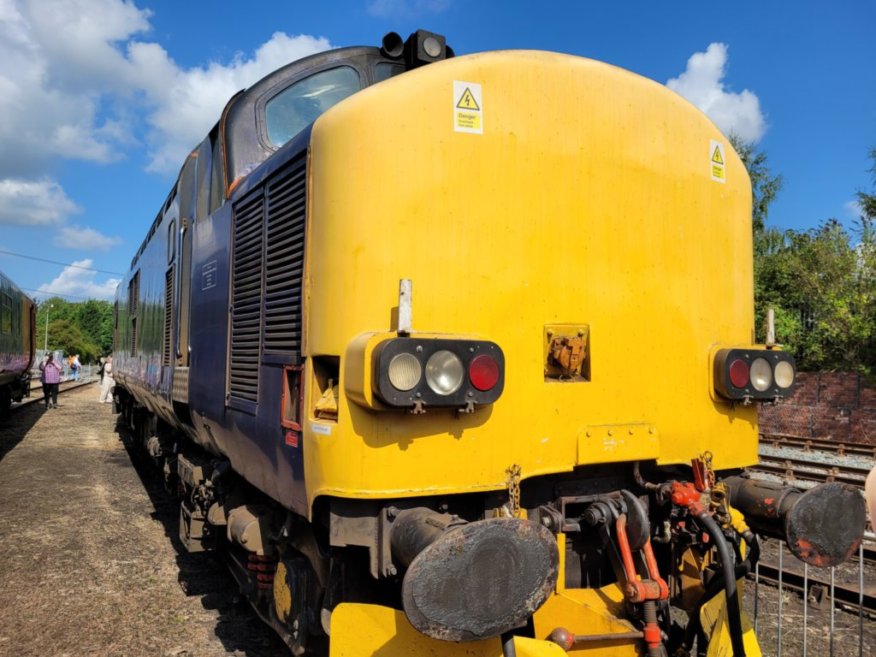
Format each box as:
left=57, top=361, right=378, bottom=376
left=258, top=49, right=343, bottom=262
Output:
left=116, top=389, right=790, bottom=656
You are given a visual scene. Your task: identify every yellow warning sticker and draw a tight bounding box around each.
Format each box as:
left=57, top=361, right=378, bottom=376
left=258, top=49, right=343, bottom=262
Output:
left=710, top=139, right=726, bottom=183
left=454, top=81, right=483, bottom=134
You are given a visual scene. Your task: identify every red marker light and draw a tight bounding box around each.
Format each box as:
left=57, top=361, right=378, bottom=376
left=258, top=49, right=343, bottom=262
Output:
left=729, top=359, right=749, bottom=389
left=469, top=354, right=500, bottom=391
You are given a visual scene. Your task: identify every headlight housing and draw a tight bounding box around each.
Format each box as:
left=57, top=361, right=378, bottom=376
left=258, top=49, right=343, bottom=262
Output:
left=714, top=348, right=796, bottom=402
left=374, top=338, right=504, bottom=410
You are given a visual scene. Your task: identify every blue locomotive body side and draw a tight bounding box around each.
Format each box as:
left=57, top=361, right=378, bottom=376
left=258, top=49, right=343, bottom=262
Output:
left=113, top=42, right=385, bottom=514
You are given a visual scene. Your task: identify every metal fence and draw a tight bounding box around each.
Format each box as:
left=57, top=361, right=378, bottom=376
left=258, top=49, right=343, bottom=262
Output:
left=30, top=350, right=98, bottom=383
left=748, top=532, right=874, bottom=657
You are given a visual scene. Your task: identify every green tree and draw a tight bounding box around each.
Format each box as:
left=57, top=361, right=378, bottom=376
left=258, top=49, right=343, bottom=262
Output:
left=741, top=143, right=876, bottom=376
left=75, top=299, right=113, bottom=355
left=35, top=296, right=113, bottom=361
left=35, top=297, right=73, bottom=350
left=756, top=220, right=876, bottom=375
left=730, top=135, right=784, bottom=238
left=45, top=319, right=100, bottom=362
left=856, top=147, right=876, bottom=220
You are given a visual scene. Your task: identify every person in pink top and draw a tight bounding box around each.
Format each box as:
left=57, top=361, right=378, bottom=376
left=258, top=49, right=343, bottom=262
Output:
left=39, top=353, right=62, bottom=408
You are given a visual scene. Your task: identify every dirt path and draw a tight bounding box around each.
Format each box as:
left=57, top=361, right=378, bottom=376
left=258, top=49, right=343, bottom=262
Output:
left=0, top=385, right=288, bottom=657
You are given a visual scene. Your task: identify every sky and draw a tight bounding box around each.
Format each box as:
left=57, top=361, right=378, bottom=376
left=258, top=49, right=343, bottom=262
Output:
left=0, top=0, right=874, bottom=302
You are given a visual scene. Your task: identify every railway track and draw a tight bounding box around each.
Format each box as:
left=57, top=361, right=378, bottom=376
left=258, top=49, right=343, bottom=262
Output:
left=761, top=432, right=876, bottom=458
left=9, top=379, right=97, bottom=411
left=754, top=432, right=874, bottom=489
left=750, top=458, right=870, bottom=488
left=753, top=558, right=876, bottom=616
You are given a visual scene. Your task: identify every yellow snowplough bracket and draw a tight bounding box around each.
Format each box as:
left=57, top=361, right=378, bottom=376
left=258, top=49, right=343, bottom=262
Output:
left=329, top=603, right=566, bottom=657
left=700, top=582, right=763, bottom=657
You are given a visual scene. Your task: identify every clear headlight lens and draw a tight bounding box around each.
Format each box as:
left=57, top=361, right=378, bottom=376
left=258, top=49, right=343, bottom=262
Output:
left=750, top=358, right=772, bottom=391
left=425, top=350, right=464, bottom=395
left=388, top=353, right=422, bottom=391
left=774, top=360, right=795, bottom=389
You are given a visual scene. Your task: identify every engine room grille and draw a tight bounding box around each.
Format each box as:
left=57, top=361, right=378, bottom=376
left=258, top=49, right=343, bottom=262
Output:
left=264, top=153, right=306, bottom=354
left=229, top=191, right=265, bottom=403
left=162, top=265, right=174, bottom=366
left=228, top=153, right=308, bottom=406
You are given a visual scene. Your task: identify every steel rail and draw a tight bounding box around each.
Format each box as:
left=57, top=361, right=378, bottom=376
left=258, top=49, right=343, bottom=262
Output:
left=752, top=561, right=876, bottom=615
left=760, top=433, right=876, bottom=458
left=747, top=461, right=867, bottom=488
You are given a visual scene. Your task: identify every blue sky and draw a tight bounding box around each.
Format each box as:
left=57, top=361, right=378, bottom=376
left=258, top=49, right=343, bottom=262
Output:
left=0, top=0, right=874, bottom=301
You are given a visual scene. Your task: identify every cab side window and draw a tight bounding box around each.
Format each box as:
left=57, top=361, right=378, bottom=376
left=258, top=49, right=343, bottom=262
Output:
left=265, top=67, right=361, bottom=148
left=193, top=138, right=212, bottom=222
left=0, top=292, right=11, bottom=334
left=209, top=127, right=225, bottom=214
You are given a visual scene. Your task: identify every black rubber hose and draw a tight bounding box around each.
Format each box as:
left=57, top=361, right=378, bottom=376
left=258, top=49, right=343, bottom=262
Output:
left=682, top=532, right=760, bottom=652
left=694, top=512, right=746, bottom=657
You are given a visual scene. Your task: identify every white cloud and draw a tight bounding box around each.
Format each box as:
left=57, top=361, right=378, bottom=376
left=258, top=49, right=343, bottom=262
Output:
left=137, top=32, right=332, bottom=173
left=845, top=200, right=863, bottom=219
left=37, top=259, right=120, bottom=300
left=55, top=225, right=123, bottom=251
left=0, top=0, right=149, bottom=176
left=367, top=0, right=451, bottom=17
left=0, top=0, right=332, bottom=176
left=666, top=43, right=766, bottom=144
left=0, top=178, right=81, bottom=225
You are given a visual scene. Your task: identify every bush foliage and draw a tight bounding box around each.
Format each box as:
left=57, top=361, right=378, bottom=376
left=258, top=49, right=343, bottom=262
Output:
left=737, top=137, right=876, bottom=378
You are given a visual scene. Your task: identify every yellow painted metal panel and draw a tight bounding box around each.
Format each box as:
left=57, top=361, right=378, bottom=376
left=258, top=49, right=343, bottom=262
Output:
left=303, top=50, right=757, bottom=507
left=329, top=603, right=567, bottom=657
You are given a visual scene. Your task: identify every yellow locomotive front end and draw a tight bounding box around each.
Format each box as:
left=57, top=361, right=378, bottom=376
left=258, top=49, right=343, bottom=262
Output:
left=289, top=46, right=863, bottom=657
left=308, top=50, right=754, bottom=499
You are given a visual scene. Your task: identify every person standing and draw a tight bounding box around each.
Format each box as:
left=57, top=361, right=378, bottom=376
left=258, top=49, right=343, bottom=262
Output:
left=70, top=354, right=81, bottom=381
left=39, top=354, right=62, bottom=408
left=866, top=466, right=876, bottom=535
left=99, top=356, right=115, bottom=404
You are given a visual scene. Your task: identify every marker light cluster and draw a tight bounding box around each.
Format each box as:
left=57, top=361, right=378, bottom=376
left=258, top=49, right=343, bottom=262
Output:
left=714, top=348, right=797, bottom=401
left=374, top=338, right=505, bottom=410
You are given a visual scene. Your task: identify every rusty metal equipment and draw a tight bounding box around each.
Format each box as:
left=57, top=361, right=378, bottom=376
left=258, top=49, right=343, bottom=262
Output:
left=723, top=476, right=866, bottom=567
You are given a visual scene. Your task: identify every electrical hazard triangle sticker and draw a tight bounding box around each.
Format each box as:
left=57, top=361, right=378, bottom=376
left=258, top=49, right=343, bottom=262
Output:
left=709, top=140, right=726, bottom=183
left=453, top=81, right=483, bottom=134
left=456, top=87, right=480, bottom=111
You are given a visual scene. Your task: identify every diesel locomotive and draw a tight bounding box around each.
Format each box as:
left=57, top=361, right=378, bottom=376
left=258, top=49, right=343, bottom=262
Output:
left=112, top=31, right=866, bottom=657
left=0, top=270, right=35, bottom=413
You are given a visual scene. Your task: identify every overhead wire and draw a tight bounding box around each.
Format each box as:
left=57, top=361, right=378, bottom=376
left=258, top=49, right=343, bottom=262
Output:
left=0, top=248, right=124, bottom=276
